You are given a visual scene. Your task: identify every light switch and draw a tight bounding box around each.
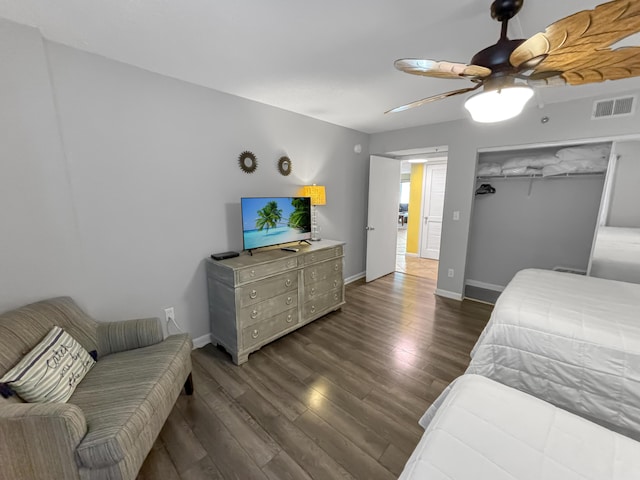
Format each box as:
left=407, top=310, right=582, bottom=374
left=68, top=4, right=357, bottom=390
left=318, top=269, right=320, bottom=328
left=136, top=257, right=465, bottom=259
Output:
left=453, top=211, right=460, bottom=221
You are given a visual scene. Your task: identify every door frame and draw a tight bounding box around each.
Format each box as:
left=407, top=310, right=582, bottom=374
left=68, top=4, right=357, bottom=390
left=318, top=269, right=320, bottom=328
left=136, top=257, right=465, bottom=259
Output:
left=418, top=159, right=448, bottom=259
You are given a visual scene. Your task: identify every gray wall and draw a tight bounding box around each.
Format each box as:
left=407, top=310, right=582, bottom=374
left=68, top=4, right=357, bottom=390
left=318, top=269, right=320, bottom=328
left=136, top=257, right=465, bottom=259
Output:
left=608, top=141, right=640, bottom=227
left=466, top=175, right=605, bottom=288
left=370, top=92, right=640, bottom=296
left=0, top=20, right=369, bottom=341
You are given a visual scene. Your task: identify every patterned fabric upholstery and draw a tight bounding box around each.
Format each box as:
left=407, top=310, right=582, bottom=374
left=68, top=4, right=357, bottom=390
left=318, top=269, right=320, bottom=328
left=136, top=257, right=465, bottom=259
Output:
left=97, top=317, right=163, bottom=357
left=72, top=334, right=192, bottom=467
left=0, top=297, right=193, bottom=480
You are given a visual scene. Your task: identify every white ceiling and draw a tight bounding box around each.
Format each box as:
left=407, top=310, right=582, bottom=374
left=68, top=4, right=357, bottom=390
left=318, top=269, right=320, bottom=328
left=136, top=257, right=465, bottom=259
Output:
left=2, top=0, right=640, bottom=134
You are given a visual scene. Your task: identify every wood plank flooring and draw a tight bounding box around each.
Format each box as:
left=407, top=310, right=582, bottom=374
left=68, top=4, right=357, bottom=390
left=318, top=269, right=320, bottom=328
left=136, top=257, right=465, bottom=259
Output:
left=137, top=273, right=492, bottom=480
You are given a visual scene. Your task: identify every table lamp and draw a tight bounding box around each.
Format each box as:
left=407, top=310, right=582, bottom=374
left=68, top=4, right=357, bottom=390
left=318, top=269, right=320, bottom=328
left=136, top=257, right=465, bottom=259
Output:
left=301, top=184, right=326, bottom=241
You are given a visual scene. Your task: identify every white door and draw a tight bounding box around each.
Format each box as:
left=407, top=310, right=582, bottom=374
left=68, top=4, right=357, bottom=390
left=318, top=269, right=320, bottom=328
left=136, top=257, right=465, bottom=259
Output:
left=420, top=163, right=447, bottom=260
left=366, top=156, right=401, bottom=282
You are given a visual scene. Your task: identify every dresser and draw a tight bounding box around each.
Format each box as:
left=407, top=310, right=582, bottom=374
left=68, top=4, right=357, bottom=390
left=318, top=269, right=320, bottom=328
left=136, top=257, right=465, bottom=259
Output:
left=206, top=239, right=345, bottom=364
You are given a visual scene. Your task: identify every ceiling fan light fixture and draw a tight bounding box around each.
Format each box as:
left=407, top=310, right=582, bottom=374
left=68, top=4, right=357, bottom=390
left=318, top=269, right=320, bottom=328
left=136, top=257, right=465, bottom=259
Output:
left=464, top=84, right=534, bottom=123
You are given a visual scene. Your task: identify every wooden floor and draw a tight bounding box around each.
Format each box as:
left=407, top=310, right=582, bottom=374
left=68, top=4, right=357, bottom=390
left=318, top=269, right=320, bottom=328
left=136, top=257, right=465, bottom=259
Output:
left=138, top=273, right=492, bottom=480
left=395, top=227, right=439, bottom=280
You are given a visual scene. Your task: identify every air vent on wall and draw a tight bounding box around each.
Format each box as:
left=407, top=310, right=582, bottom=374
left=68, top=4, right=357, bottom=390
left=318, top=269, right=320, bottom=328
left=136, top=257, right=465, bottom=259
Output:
left=592, top=95, right=636, bottom=119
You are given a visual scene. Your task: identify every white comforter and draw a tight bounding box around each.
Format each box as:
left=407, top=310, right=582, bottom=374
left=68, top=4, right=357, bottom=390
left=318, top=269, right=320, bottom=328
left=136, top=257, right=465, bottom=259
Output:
left=400, top=375, right=640, bottom=480
left=467, top=269, right=640, bottom=440
left=591, top=227, right=640, bottom=284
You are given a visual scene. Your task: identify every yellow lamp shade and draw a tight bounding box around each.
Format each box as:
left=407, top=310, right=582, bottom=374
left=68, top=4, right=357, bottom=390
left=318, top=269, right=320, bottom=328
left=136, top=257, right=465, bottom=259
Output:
left=301, top=185, right=326, bottom=206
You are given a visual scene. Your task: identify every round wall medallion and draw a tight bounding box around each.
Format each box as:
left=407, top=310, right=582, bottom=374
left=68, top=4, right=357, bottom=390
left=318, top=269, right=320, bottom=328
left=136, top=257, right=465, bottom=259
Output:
left=278, top=156, right=292, bottom=176
left=238, top=151, right=257, bottom=174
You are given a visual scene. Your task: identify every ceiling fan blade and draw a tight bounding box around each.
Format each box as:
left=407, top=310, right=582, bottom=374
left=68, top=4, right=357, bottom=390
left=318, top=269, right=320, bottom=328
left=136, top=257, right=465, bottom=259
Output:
left=385, top=84, right=482, bottom=114
left=511, top=0, right=640, bottom=84
left=394, top=59, right=491, bottom=79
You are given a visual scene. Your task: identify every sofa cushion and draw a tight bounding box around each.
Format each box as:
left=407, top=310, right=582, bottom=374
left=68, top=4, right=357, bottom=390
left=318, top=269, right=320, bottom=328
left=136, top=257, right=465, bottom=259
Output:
left=0, top=297, right=98, bottom=377
left=70, top=333, right=192, bottom=468
left=0, top=326, right=96, bottom=403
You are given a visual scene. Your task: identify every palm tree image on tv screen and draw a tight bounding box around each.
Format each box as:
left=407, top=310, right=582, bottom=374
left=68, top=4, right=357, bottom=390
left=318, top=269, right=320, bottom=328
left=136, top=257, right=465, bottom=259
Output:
left=241, top=197, right=311, bottom=250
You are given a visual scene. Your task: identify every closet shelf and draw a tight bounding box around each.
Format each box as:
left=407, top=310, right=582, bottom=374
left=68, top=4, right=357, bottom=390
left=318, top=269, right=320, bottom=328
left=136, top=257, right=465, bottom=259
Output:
left=476, top=172, right=606, bottom=180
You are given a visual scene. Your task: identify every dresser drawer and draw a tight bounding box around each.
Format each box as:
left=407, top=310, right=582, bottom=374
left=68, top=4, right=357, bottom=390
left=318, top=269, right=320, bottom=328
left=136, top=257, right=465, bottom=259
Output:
left=237, top=257, right=299, bottom=284
left=304, top=259, right=343, bottom=285
left=304, top=272, right=343, bottom=302
left=239, top=290, right=297, bottom=327
left=304, top=288, right=344, bottom=318
left=238, top=272, right=297, bottom=308
left=303, top=245, right=343, bottom=265
left=242, top=308, right=298, bottom=350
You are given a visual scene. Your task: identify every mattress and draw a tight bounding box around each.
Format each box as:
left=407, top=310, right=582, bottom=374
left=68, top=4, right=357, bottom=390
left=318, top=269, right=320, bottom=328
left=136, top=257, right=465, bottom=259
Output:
left=399, top=375, right=640, bottom=480
left=590, top=226, right=640, bottom=284
left=466, top=268, right=640, bottom=440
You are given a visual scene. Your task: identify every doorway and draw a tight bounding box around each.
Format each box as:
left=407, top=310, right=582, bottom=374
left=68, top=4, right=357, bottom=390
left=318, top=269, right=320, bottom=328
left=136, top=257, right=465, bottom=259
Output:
left=365, top=147, right=448, bottom=284
left=394, top=152, right=448, bottom=281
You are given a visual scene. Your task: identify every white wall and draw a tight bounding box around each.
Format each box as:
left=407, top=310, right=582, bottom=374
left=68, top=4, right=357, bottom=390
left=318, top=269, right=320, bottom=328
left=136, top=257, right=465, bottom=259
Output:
left=0, top=20, right=83, bottom=306
left=608, top=141, right=640, bottom=227
left=0, top=19, right=370, bottom=342
left=370, top=91, right=640, bottom=297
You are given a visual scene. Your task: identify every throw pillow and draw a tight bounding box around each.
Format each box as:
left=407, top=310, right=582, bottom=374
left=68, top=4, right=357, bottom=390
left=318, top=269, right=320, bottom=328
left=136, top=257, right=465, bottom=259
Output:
left=0, top=326, right=96, bottom=403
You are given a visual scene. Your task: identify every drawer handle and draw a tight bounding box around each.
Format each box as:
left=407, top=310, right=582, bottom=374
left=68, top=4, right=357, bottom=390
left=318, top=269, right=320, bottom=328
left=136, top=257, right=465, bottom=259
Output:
left=310, top=254, right=316, bottom=262
left=250, top=269, right=256, bottom=277
left=286, top=314, right=293, bottom=323
left=334, top=293, right=339, bottom=301
left=310, top=287, right=316, bottom=295
left=251, top=329, right=259, bottom=339
left=311, top=271, right=317, bottom=279
left=334, top=263, right=339, bottom=271
left=287, top=260, right=295, bottom=268
left=251, top=310, right=258, bottom=319
left=285, top=279, right=292, bottom=287
left=286, top=296, right=293, bottom=305
left=249, top=289, right=258, bottom=299
left=333, top=279, right=338, bottom=288
left=310, top=305, right=316, bottom=314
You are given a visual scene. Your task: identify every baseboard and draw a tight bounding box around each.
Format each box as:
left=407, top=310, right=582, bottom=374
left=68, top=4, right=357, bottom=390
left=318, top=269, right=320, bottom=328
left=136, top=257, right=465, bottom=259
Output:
left=345, top=272, right=365, bottom=284
left=464, top=279, right=506, bottom=292
left=434, top=289, right=463, bottom=301
left=404, top=252, right=419, bottom=257
left=192, top=333, right=212, bottom=349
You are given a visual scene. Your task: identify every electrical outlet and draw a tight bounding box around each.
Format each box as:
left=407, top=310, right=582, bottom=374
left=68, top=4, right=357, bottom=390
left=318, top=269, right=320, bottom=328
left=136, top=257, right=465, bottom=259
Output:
left=164, top=307, right=175, bottom=324
left=453, top=210, right=460, bottom=221
left=447, top=268, right=454, bottom=278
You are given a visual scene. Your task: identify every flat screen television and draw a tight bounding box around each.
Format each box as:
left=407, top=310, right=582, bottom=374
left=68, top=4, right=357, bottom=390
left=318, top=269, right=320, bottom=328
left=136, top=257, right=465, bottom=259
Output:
left=241, top=196, right=312, bottom=251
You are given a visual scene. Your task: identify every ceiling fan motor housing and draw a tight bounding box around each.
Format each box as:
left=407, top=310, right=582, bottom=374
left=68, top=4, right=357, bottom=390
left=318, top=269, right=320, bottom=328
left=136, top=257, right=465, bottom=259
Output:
left=471, top=38, right=525, bottom=75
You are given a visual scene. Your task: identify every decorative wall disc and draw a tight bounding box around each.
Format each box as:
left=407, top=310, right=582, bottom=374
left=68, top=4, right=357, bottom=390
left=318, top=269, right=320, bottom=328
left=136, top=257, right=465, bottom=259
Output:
left=278, top=156, right=292, bottom=176
left=238, top=151, right=257, bottom=174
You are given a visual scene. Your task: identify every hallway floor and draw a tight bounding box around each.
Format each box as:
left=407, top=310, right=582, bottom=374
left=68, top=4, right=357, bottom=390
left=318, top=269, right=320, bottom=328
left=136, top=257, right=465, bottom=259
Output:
left=395, top=228, right=439, bottom=281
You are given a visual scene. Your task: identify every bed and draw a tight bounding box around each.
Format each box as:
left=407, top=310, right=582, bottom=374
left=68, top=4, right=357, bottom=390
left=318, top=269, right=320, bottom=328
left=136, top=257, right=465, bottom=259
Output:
left=590, top=226, right=640, bottom=284
left=399, top=374, right=640, bottom=480
left=466, top=268, right=640, bottom=440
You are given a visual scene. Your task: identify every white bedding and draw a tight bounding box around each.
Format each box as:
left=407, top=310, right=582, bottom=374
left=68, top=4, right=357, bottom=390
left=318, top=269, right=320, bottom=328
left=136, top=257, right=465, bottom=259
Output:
left=400, top=375, right=640, bottom=480
left=591, top=227, right=640, bottom=284
left=466, top=268, right=640, bottom=440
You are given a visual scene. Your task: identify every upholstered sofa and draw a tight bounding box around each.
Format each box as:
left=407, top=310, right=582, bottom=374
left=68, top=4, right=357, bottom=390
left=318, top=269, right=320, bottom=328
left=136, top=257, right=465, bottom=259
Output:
left=0, top=296, right=193, bottom=480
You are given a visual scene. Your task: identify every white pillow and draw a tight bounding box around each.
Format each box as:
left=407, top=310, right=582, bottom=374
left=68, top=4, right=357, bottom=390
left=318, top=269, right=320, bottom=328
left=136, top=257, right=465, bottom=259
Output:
left=555, top=145, right=610, bottom=161
left=477, top=163, right=502, bottom=176
left=0, top=326, right=96, bottom=403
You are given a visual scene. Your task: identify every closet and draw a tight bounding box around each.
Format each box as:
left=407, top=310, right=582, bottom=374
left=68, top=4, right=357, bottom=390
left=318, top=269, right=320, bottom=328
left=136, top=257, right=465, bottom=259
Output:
left=465, top=141, right=613, bottom=303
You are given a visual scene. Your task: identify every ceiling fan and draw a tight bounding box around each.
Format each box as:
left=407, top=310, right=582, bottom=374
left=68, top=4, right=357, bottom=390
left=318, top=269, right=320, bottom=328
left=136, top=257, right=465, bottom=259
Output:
left=387, top=0, right=640, bottom=122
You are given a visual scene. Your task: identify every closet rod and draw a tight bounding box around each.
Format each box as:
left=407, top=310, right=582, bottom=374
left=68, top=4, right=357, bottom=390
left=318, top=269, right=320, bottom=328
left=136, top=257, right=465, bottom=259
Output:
left=476, top=172, right=606, bottom=180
